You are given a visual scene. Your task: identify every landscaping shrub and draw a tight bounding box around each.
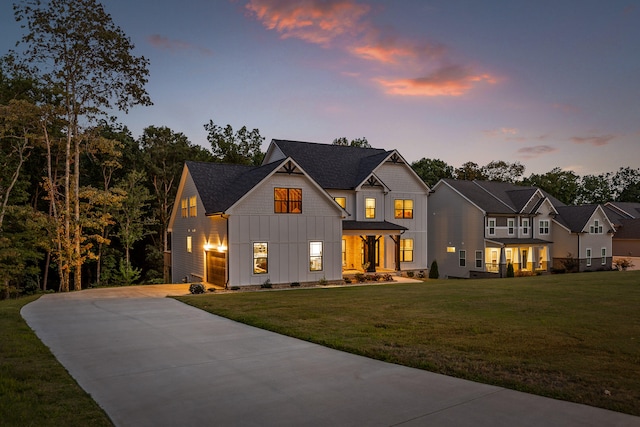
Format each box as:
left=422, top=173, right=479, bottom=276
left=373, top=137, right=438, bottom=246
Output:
left=189, top=283, right=205, bottom=294
left=506, top=262, right=514, bottom=277
left=291, top=282, right=300, bottom=287
left=261, top=279, right=272, bottom=289
left=429, top=260, right=439, bottom=279
left=407, top=271, right=414, bottom=278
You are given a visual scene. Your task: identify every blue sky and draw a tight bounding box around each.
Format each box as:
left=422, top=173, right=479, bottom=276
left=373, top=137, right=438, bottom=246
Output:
left=1, top=0, right=639, bottom=175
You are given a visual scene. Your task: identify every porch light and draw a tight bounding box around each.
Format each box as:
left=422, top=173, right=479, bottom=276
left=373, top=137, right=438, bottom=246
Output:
left=204, top=242, right=214, bottom=251
left=217, top=244, right=227, bottom=252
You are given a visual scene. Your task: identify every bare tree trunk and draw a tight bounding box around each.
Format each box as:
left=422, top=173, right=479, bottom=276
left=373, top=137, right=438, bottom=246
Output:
left=0, top=134, right=31, bottom=230
left=73, top=135, right=82, bottom=290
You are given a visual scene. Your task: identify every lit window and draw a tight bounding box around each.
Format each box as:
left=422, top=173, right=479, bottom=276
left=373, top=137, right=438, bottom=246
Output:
left=475, top=250, right=483, bottom=268
left=400, top=238, right=413, bottom=262
left=394, top=199, right=414, bottom=219
left=586, top=248, right=592, bottom=267
left=365, top=198, right=376, bottom=219
left=506, top=249, right=512, bottom=265
left=309, top=241, right=323, bottom=271
left=189, top=196, right=197, bottom=217
left=459, top=250, right=466, bottom=267
left=275, top=188, right=302, bottom=213
left=342, top=239, right=346, bottom=266
left=539, top=220, right=550, bottom=235
left=181, top=198, right=188, bottom=218
left=447, top=246, right=456, bottom=253
left=186, top=236, right=192, bottom=253
left=253, top=243, right=268, bottom=274
left=334, top=197, right=346, bottom=209
left=488, top=218, right=496, bottom=235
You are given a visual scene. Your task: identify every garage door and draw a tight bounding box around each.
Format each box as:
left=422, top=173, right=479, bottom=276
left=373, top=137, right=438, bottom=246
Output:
left=206, top=250, right=226, bottom=286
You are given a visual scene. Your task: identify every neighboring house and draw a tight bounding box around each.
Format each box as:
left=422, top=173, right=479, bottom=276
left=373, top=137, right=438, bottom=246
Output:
left=603, top=202, right=640, bottom=259
left=428, top=179, right=614, bottom=278
left=168, top=139, right=430, bottom=287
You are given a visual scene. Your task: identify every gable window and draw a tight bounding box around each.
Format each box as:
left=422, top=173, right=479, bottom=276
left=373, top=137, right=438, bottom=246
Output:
left=539, top=220, right=550, bottom=235
left=590, top=220, right=603, bottom=234
left=189, top=196, right=197, bottom=217
left=186, top=236, right=192, bottom=253
left=400, top=238, right=414, bottom=262
left=586, top=248, right=592, bottom=267
left=394, top=199, right=414, bottom=219
left=181, top=198, right=188, bottom=218
left=488, top=218, right=496, bottom=235
left=253, top=243, right=268, bottom=274
left=365, top=198, right=376, bottom=219
left=508, top=219, right=515, bottom=235
left=275, top=188, right=302, bottom=213
left=459, top=250, right=466, bottom=267
left=522, top=218, right=529, bottom=235
left=309, top=241, right=323, bottom=271
left=334, top=197, right=346, bottom=209
left=475, top=250, right=483, bottom=268
left=601, top=248, right=606, bottom=265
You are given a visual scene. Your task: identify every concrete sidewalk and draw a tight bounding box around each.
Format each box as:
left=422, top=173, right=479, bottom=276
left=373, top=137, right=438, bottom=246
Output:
left=21, top=285, right=639, bottom=427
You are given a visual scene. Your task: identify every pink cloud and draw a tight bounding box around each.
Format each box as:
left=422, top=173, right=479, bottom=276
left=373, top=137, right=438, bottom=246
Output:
left=516, top=145, right=557, bottom=159
left=148, top=34, right=213, bottom=56
left=569, top=135, right=615, bottom=146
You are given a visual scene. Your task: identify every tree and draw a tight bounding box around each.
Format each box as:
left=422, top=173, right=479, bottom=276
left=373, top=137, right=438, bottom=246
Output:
left=611, top=167, right=640, bottom=202
left=332, top=137, right=371, bottom=148
left=481, top=160, right=525, bottom=183
left=523, top=167, right=579, bottom=205
left=204, top=120, right=265, bottom=165
left=455, top=161, right=485, bottom=181
left=576, top=173, right=612, bottom=204
left=428, top=260, right=439, bottom=279
left=13, top=0, right=152, bottom=290
left=411, top=158, right=454, bottom=187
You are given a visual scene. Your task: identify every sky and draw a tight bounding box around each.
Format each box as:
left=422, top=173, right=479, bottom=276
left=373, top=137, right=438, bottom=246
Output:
left=1, top=0, right=639, bottom=176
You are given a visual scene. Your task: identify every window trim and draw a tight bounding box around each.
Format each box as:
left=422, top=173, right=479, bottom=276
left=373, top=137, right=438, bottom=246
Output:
left=522, top=218, right=529, bottom=235
left=334, top=197, right=346, bottom=209
left=475, top=250, right=483, bottom=268
left=365, top=198, right=376, bottom=219
left=539, top=219, right=550, bottom=235
left=253, top=242, right=268, bottom=274
left=601, top=247, right=606, bottom=265
left=459, top=250, right=466, bottom=267
left=274, top=187, right=302, bottom=214
left=488, top=218, right=496, bottom=236
left=186, top=236, right=192, bottom=253
left=181, top=198, right=188, bottom=218
left=586, top=248, right=592, bottom=267
left=508, top=219, right=515, bottom=235
left=189, top=195, right=197, bottom=217
left=400, top=238, right=414, bottom=262
left=394, top=199, right=414, bottom=219
left=309, top=241, right=323, bottom=271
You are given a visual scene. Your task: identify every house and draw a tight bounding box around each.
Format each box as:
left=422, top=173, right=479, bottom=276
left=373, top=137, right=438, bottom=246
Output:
left=167, top=140, right=430, bottom=288
left=603, top=202, right=640, bottom=266
left=428, top=179, right=614, bottom=278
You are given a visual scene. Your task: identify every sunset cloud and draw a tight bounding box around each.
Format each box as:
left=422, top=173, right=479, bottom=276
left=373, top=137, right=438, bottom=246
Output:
left=244, top=0, right=495, bottom=97
left=148, top=34, right=213, bottom=56
left=516, top=145, right=557, bottom=159
left=570, top=134, right=615, bottom=146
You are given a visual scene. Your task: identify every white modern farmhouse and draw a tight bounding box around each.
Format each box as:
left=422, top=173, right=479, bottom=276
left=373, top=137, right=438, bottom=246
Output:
left=168, top=139, right=430, bottom=288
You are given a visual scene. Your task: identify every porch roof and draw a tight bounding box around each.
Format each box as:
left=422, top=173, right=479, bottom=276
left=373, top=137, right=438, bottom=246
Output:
left=342, top=220, right=407, bottom=234
left=485, top=238, right=553, bottom=246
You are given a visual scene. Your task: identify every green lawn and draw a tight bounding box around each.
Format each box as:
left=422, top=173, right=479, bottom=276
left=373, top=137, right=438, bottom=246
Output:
left=0, top=296, right=113, bottom=427
left=177, top=270, right=640, bottom=416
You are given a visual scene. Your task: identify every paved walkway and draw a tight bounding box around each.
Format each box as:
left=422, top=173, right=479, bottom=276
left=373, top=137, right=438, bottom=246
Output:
left=21, top=285, right=639, bottom=427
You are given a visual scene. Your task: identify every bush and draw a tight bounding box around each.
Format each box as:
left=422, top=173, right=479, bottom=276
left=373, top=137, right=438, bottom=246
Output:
left=429, top=260, right=439, bottom=279
left=614, top=258, right=635, bottom=271
left=354, top=273, right=365, bottom=283
left=261, top=279, right=272, bottom=289
left=189, top=283, right=205, bottom=294
left=561, top=253, right=580, bottom=273
left=506, top=262, right=515, bottom=278
left=407, top=271, right=415, bottom=278
left=291, top=282, right=300, bottom=287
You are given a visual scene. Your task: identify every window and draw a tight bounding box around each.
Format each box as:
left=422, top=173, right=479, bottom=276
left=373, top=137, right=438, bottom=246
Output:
left=522, top=218, right=529, bottom=235
left=488, top=218, right=496, bottom=235
left=253, top=243, right=268, bottom=274
left=508, top=219, right=515, bottom=235
left=274, top=188, right=302, bottom=213
left=447, top=246, right=456, bottom=253
left=539, top=220, right=550, bottom=235
left=365, top=198, right=376, bottom=219
left=400, top=238, right=414, bottom=262
left=459, top=250, right=466, bottom=267
left=309, top=241, right=323, bottom=271
left=601, top=248, right=606, bottom=265
left=394, top=199, right=414, bottom=219
left=506, top=249, right=512, bottom=265
left=334, top=197, right=346, bottom=209
left=342, top=239, right=346, bottom=266
left=586, top=248, right=592, bottom=267
left=181, top=198, right=188, bottom=218
left=590, top=220, right=603, bottom=234
left=475, top=250, right=483, bottom=268
left=491, top=250, right=498, bottom=267
left=189, top=196, right=197, bottom=217
left=186, top=236, right=192, bottom=253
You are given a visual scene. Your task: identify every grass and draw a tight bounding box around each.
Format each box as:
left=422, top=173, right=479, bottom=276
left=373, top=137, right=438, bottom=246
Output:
left=177, top=270, right=640, bottom=416
left=0, top=295, right=113, bottom=427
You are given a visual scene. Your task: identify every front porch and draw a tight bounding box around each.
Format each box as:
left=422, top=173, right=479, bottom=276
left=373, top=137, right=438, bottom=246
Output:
left=341, top=220, right=408, bottom=273
left=485, top=238, right=552, bottom=276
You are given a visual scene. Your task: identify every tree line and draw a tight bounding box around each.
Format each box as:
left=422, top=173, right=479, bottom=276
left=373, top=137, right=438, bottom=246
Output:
left=1, top=0, right=638, bottom=296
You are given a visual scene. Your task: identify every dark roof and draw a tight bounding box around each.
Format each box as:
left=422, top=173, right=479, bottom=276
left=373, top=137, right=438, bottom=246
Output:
left=554, top=205, right=599, bottom=232
left=605, top=202, right=640, bottom=221
left=613, top=218, right=640, bottom=239
left=486, top=238, right=553, bottom=245
left=271, top=139, right=392, bottom=189
left=342, top=220, right=407, bottom=231
left=186, top=160, right=282, bottom=214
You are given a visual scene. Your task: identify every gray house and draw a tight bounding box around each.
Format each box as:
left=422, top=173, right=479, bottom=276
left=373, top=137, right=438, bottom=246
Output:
left=168, top=140, right=430, bottom=287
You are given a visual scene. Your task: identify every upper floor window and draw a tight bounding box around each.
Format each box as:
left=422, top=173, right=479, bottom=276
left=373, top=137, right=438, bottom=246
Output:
left=253, top=243, right=268, bottom=274
left=189, top=196, right=197, bottom=217
left=400, top=238, right=413, bottom=262
left=508, top=219, right=515, bottom=235
left=394, top=199, right=414, bottom=219
left=181, top=198, right=188, bottom=218
left=488, top=218, right=496, bottom=235
left=334, top=197, right=346, bottom=209
left=275, top=188, right=302, bottom=213
left=590, top=220, right=603, bottom=234
left=539, top=220, right=550, bottom=235
left=309, top=241, right=323, bottom=271
left=522, top=218, right=529, bottom=235
left=365, top=198, right=376, bottom=219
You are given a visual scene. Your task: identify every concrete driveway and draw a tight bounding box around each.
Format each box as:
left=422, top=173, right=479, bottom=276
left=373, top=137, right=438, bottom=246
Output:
left=21, top=285, right=639, bottom=427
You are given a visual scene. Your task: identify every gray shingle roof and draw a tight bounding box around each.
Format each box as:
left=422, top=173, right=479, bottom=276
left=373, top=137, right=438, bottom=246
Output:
left=271, top=139, right=391, bottom=189
left=554, top=205, right=598, bottom=232
left=613, top=218, right=640, bottom=239
left=186, top=160, right=282, bottom=214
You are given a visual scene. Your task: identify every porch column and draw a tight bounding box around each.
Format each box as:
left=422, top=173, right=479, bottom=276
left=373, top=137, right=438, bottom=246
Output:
left=499, top=246, right=507, bottom=278
left=361, top=235, right=377, bottom=272
left=391, top=235, right=401, bottom=271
